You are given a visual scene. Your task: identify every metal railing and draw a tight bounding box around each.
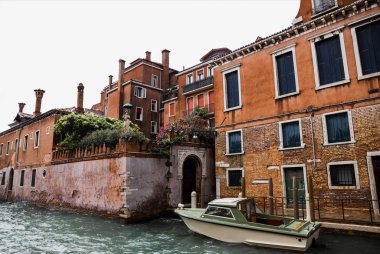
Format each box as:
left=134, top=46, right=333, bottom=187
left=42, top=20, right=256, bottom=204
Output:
left=252, top=196, right=307, bottom=220
left=312, top=0, right=337, bottom=15
left=182, top=76, right=214, bottom=94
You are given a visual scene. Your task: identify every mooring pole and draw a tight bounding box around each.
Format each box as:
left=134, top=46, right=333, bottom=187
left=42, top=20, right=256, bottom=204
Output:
left=269, top=178, right=274, bottom=215
left=191, top=191, right=197, bottom=209
left=292, top=176, right=299, bottom=220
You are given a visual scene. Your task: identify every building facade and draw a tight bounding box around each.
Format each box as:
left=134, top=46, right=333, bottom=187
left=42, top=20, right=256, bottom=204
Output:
left=212, top=0, right=380, bottom=217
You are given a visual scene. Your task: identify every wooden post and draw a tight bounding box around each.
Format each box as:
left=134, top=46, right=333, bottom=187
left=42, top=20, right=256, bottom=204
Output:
left=308, top=175, right=315, bottom=222
left=293, top=176, right=299, bottom=220
left=269, top=178, right=274, bottom=215
left=241, top=176, right=246, bottom=198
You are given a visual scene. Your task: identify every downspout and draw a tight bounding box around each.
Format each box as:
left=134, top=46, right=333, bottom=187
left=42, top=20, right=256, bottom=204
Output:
left=307, top=107, right=316, bottom=221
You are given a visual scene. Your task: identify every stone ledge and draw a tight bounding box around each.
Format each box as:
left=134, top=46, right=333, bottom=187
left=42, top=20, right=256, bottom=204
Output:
left=321, top=222, right=380, bottom=234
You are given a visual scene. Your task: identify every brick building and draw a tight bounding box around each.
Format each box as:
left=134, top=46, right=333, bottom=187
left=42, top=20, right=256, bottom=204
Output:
left=92, top=50, right=178, bottom=138
left=211, top=0, right=380, bottom=218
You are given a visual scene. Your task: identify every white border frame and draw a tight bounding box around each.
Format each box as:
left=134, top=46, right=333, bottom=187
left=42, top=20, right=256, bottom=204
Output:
left=135, top=107, right=143, bottom=121
left=272, top=45, right=300, bottom=99
left=226, top=167, right=244, bottom=187
left=278, top=118, right=305, bottom=150
left=34, top=130, right=40, bottom=148
left=366, top=151, right=380, bottom=215
left=326, top=161, right=360, bottom=189
left=169, top=102, right=175, bottom=117
left=310, top=31, right=350, bottom=90
left=351, top=18, right=380, bottom=81
left=226, top=129, right=244, bottom=155
left=151, top=99, right=158, bottom=112
left=322, top=109, right=355, bottom=146
left=134, top=86, right=146, bottom=98
left=150, top=121, right=158, bottom=134
left=223, top=66, right=242, bottom=112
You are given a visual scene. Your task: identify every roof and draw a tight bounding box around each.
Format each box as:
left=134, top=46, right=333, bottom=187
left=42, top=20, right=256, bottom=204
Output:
left=200, top=48, right=232, bottom=62
left=59, top=107, right=104, bottom=117
left=208, top=198, right=247, bottom=208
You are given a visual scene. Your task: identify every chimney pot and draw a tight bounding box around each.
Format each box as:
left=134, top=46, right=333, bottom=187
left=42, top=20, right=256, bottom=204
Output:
left=33, top=89, right=45, bottom=116
left=145, top=51, right=151, bottom=61
left=108, top=75, right=113, bottom=86
left=18, top=103, right=26, bottom=113
left=76, top=83, right=84, bottom=114
left=162, top=49, right=170, bottom=90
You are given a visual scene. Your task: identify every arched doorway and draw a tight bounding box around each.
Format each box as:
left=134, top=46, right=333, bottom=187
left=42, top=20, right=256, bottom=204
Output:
left=8, top=168, right=14, bottom=191
left=182, top=156, right=201, bottom=204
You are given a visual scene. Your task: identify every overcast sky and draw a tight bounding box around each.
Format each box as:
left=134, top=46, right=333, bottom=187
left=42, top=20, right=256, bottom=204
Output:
left=0, top=0, right=300, bottom=132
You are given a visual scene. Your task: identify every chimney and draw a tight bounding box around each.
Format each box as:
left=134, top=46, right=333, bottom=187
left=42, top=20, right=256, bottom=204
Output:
left=162, top=49, right=170, bottom=90
left=18, top=103, right=26, bottom=113
left=33, top=89, right=45, bottom=116
left=108, top=75, right=113, bottom=86
left=145, top=51, right=151, bottom=61
left=118, top=59, right=126, bottom=119
left=76, top=83, right=84, bottom=114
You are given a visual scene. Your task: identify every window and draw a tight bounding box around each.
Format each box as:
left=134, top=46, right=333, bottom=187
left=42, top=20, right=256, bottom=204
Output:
left=227, top=168, right=244, bottom=187
left=186, top=96, right=194, bottom=114
left=46, top=126, right=50, bottom=135
left=151, top=75, right=158, bottom=87
left=322, top=111, right=354, bottom=145
left=311, top=32, right=349, bottom=89
left=23, top=135, right=29, bottom=151
left=226, top=130, right=243, bottom=155
left=186, top=74, right=193, bottom=84
left=34, top=130, right=40, bottom=148
left=0, top=143, right=3, bottom=157
left=151, top=100, right=158, bottom=112
left=31, top=169, right=36, bottom=187
left=1, top=172, right=5, bottom=185
left=327, top=161, right=359, bottom=189
left=197, top=94, right=204, bottom=108
left=208, top=66, right=214, bottom=77
left=209, top=118, right=215, bottom=129
left=151, top=121, right=158, bottom=134
left=223, top=67, right=241, bottom=110
left=208, top=90, right=214, bottom=112
left=197, top=69, right=204, bottom=81
left=135, top=107, right=143, bottom=121
left=30, top=132, right=33, bottom=140
left=134, top=86, right=146, bottom=98
left=204, top=206, right=234, bottom=219
left=312, top=0, right=337, bottom=15
left=6, top=142, right=10, bottom=155
left=279, top=119, right=304, bottom=149
left=15, top=139, right=19, bottom=153
left=20, top=170, right=25, bottom=187
left=272, top=46, right=299, bottom=98
left=169, top=102, right=175, bottom=117
left=352, top=19, right=380, bottom=79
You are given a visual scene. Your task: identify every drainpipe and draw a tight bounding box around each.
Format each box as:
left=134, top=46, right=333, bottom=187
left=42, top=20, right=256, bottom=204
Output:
left=306, top=106, right=316, bottom=221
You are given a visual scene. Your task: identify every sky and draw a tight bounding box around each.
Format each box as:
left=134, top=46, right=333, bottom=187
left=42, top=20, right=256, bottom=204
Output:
left=0, top=0, right=300, bottom=132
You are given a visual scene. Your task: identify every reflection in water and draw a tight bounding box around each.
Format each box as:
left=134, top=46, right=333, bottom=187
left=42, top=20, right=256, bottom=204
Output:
left=0, top=202, right=379, bottom=254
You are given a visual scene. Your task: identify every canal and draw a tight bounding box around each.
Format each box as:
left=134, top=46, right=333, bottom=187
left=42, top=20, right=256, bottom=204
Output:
left=0, top=202, right=379, bottom=253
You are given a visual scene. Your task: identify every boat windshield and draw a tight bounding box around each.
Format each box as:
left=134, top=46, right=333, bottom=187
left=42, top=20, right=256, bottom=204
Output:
left=204, top=206, right=234, bottom=219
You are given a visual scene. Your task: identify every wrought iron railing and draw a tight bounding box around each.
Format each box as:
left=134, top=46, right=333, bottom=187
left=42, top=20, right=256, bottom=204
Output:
left=182, top=76, right=214, bottom=94
left=312, top=0, right=337, bottom=15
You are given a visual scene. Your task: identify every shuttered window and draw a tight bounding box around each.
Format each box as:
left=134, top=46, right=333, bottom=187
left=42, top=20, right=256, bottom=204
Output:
left=169, top=103, right=175, bottom=116
left=225, top=70, right=240, bottom=109
left=330, top=164, right=356, bottom=186
left=281, top=121, right=301, bottom=148
left=276, top=51, right=297, bottom=96
left=197, top=94, right=204, bottom=108
left=315, top=35, right=345, bottom=86
left=356, top=20, right=380, bottom=76
left=187, top=97, right=194, bottom=114
left=325, top=112, right=351, bottom=143
left=227, top=131, right=242, bottom=154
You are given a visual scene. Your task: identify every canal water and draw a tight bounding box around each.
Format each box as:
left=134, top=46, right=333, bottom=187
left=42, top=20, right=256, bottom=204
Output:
left=0, top=202, right=379, bottom=254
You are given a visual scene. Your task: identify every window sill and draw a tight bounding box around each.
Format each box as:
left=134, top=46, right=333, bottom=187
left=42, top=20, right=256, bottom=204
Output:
left=226, top=152, right=244, bottom=156
left=275, top=91, right=300, bottom=100
left=323, top=140, right=355, bottom=146
left=328, top=186, right=360, bottom=190
left=279, top=144, right=305, bottom=151
left=224, top=105, right=242, bottom=112
left=358, top=72, right=380, bottom=81
left=316, top=79, right=350, bottom=91
left=227, top=186, right=242, bottom=189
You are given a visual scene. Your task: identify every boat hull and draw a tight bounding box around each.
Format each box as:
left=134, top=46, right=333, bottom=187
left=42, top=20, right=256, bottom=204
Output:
left=179, top=214, right=319, bottom=252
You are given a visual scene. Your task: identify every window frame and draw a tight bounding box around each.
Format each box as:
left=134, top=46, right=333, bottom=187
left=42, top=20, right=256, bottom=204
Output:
left=31, top=169, right=36, bottom=188
left=272, top=45, right=300, bottom=99
left=151, top=121, right=158, bottom=134
left=223, top=66, right=242, bottom=112
left=46, top=126, right=50, bottom=135
left=327, top=161, right=360, bottom=189
left=151, top=99, right=158, bottom=112
left=135, top=107, right=143, bottom=121
left=134, top=86, right=146, bottom=98
left=186, top=73, right=194, bottom=84
left=278, top=118, right=305, bottom=150
left=0, top=143, right=3, bottom=157
left=23, top=135, right=29, bottom=151
left=34, top=130, right=40, bottom=148
left=322, top=110, right=355, bottom=146
left=6, top=141, right=10, bottom=155
left=169, top=102, right=175, bottom=117
left=20, top=170, right=25, bottom=187
left=311, top=0, right=338, bottom=16
left=196, top=69, right=204, bottom=81
left=226, top=168, right=244, bottom=187
left=197, top=93, right=205, bottom=108
left=203, top=206, right=236, bottom=220
left=207, top=66, right=214, bottom=77
left=310, top=30, right=350, bottom=90
left=15, top=138, right=19, bottom=153
left=151, top=74, right=158, bottom=87
left=351, top=17, right=380, bottom=80
left=226, top=129, right=244, bottom=155
left=186, top=96, right=194, bottom=114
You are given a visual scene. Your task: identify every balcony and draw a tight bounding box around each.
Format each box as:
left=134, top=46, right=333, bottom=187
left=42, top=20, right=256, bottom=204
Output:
left=185, top=103, right=215, bottom=116
left=312, top=0, right=337, bottom=15
left=182, top=76, right=214, bottom=94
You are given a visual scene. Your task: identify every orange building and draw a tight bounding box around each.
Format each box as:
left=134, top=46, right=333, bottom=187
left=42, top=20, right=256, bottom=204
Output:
left=212, top=0, right=380, bottom=219
left=92, top=50, right=178, bottom=138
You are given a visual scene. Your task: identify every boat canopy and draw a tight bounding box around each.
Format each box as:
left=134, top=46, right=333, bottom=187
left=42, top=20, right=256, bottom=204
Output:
left=208, top=198, right=248, bottom=208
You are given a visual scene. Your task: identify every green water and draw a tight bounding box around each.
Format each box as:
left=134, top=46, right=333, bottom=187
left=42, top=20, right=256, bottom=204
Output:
left=0, top=202, right=379, bottom=253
